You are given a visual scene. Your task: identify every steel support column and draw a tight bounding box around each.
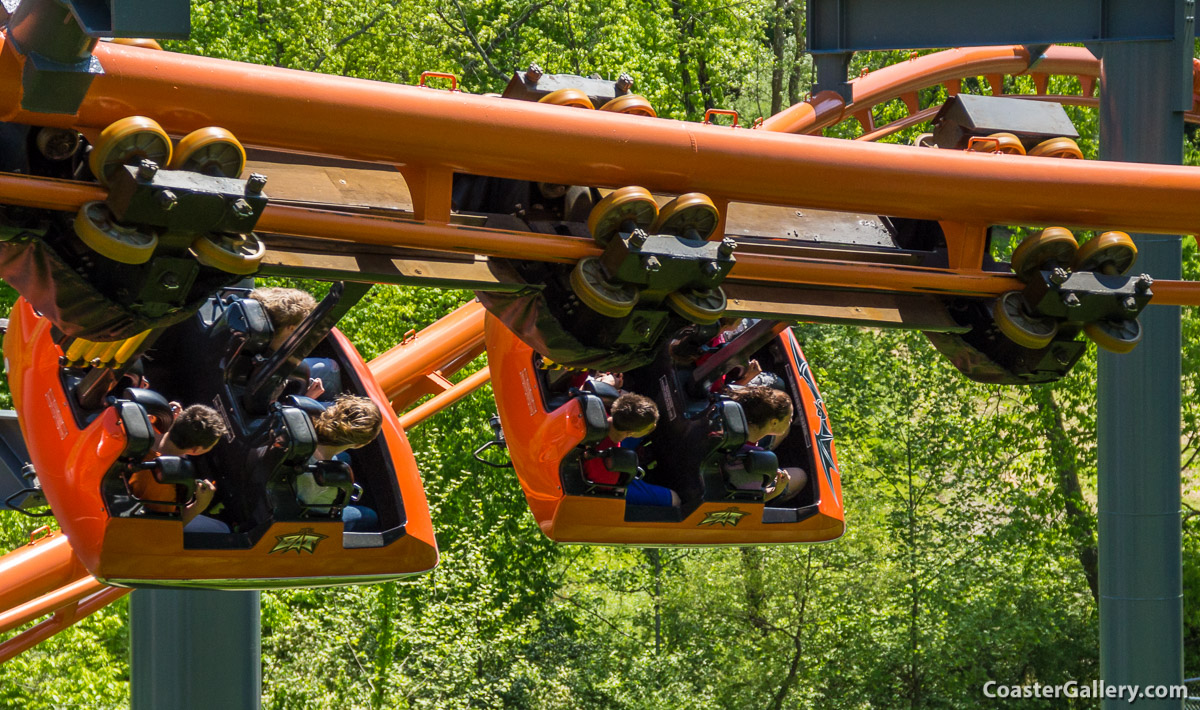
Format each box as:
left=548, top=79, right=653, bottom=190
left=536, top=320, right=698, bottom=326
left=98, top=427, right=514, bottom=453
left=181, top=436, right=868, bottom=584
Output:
left=130, top=590, right=261, bottom=709
left=1098, top=38, right=1186, bottom=708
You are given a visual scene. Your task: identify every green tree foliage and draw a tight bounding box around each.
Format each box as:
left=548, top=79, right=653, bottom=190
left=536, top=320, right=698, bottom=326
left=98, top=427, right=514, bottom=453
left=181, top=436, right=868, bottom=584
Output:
left=3, top=4, right=1200, bottom=708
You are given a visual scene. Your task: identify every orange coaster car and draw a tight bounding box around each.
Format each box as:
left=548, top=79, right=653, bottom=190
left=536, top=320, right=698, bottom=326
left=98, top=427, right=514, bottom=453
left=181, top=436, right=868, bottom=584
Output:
left=485, top=313, right=844, bottom=545
left=4, top=293, right=438, bottom=589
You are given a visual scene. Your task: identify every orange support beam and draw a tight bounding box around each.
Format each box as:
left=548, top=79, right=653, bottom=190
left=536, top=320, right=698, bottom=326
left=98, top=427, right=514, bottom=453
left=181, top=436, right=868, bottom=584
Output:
left=399, top=366, right=492, bottom=430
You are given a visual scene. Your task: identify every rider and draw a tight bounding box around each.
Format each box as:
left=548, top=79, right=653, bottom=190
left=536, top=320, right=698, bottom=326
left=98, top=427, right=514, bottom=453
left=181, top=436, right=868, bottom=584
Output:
left=583, top=393, right=680, bottom=507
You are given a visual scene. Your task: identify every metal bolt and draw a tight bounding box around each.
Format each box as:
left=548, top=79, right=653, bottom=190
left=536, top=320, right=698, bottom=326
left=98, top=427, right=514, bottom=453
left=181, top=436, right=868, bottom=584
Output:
left=160, top=272, right=180, bottom=289
left=155, top=189, right=177, bottom=211
left=642, top=255, right=661, bottom=272
left=1062, top=292, right=1081, bottom=308
left=702, top=260, right=721, bottom=277
left=1136, top=273, right=1154, bottom=292
left=629, top=229, right=648, bottom=248
left=1050, top=267, right=1070, bottom=285
left=1122, top=296, right=1138, bottom=312
left=137, top=159, right=159, bottom=181
left=245, top=173, right=268, bottom=194
left=616, top=73, right=634, bottom=94
left=231, top=198, right=254, bottom=218
left=526, top=63, right=543, bottom=83
left=718, top=237, right=737, bottom=258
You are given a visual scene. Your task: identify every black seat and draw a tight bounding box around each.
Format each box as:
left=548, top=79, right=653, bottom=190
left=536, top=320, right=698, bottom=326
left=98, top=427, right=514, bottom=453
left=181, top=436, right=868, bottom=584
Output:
left=120, top=387, right=174, bottom=432
left=221, top=405, right=317, bottom=528
left=294, top=458, right=355, bottom=515
left=207, top=297, right=272, bottom=386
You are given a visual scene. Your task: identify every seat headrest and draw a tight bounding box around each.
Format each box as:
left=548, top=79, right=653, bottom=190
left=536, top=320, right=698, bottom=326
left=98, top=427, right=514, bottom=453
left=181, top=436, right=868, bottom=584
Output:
left=121, top=387, right=173, bottom=431
left=216, top=298, right=272, bottom=355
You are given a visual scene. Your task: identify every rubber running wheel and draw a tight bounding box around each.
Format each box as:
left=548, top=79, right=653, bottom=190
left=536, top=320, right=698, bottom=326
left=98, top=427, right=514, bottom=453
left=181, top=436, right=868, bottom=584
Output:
left=913, top=132, right=936, bottom=148
left=599, top=94, right=656, bottom=117
left=587, top=186, right=658, bottom=246
left=74, top=201, right=158, bottom=264
left=650, top=193, right=720, bottom=240
left=569, top=257, right=638, bottom=318
left=1084, top=318, right=1143, bottom=354
left=89, top=116, right=172, bottom=187
left=992, top=291, right=1058, bottom=349
left=171, top=127, right=247, bottom=178
left=984, top=132, right=1025, bottom=155
left=666, top=287, right=727, bottom=325
left=192, top=232, right=266, bottom=275
left=539, top=88, right=595, bottom=110
left=1072, top=231, right=1138, bottom=276
left=1010, top=227, right=1078, bottom=281
left=1029, top=137, right=1083, bottom=159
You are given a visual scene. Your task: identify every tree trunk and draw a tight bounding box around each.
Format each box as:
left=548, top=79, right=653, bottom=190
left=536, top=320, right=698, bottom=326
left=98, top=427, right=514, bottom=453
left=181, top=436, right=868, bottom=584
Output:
left=788, top=1, right=805, bottom=106
left=1033, top=387, right=1100, bottom=602
left=770, top=0, right=787, bottom=114
left=670, top=1, right=696, bottom=117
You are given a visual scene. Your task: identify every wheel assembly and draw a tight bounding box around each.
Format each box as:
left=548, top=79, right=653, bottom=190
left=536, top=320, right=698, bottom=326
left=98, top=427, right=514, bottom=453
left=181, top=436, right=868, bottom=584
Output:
left=192, top=232, right=267, bottom=275
left=73, top=201, right=159, bottom=264
left=599, top=94, right=656, bottom=117
left=1029, top=136, right=1083, bottom=159
left=170, top=127, right=247, bottom=178
left=587, top=186, right=659, bottom=246
left=992, top=290, right=1058, bottom=350
left=88, top=116, right=172, bottom=187
left=1072, top=231, right=1137, bottom=276
left=1009, top=227, right=1078, bottom=281
left=538, top=88, right=595, bottom=110
left=569, top=256, right=639, bottom=318
left=650, top=193, right=720, bottom=240
left=1084, top=318, right=1143, bottom=354
left=666, top=287, right=727, bottom=325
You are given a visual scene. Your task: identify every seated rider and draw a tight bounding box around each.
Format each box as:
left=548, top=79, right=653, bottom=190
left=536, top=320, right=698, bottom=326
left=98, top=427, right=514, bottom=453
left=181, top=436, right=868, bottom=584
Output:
left=727, top=386, right=806, bottom=502
left=298, top=394, right=382, bottom=532
left=249, top=286, right=341, bottom=399
left=129, top=403, right=230, bottom=532
left=583, top=393, right=680, bottom=508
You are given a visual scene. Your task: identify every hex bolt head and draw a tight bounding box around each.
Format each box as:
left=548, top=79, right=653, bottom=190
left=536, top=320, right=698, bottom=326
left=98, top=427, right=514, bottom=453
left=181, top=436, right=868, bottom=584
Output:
left=526, top=63, right=543, bottom=83
left=1050, top=267, right=1070, bottom=285
left=642, top=255, right=662, bottom=272
left=702, top=260, right=721, bottom=277
left=718, top=237, right=737, bottom=258
left=1136, top=273, right=1154, bottom=292
left=160, top=271, right=180, bottom=289
left=137, top=159, right=159, bottom=181
left=1062, top=292, right=1081, bottom=307
left=1122, top=296, right=1138, bottom=312
left=231, top=198, right=254, bottom=218
left=616, top=73, right=634, bottom=94
left=629, top=229, right=648, bottom=248
left=245, top=173, right=268, bottom=195
left=155, top=189, right=177, bottom=211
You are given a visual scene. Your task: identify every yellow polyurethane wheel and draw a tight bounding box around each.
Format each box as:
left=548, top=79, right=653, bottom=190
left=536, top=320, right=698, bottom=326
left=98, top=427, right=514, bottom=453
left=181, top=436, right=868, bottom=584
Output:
left=74, top=201, right=158, bottom=264
left=587, top=186, right=659, bottom=246
left=1072, top=231, right=1138, bottom=276
left=599, top=94, right=656, bottom=117
left=192, top=232, right=266, bottom=275
left=1085, top=318, right=1143, bottom=354
left=569, top=256, right=638, bottom=318
left=109, top=38, right=164, bottom=51
left=89, top=116, right=172, bottom=187
left=1029, top=136, right=1083, bottom=159
left=993, top=290, right=1058, bottom=350
left=666, top=287, right=727, bottom=325
left=650, top=193, right=720, bottom=241
left=1010, top=226, right=1078, bottom=281
left=985, top=132, right=1026, bottom=155
left=170, top=127, right=247, bottom=178
left=538, top=88, right=595, bottom=110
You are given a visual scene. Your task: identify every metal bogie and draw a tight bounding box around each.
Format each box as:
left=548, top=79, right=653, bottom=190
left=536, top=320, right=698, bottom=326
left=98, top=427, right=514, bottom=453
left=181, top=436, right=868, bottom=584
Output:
left=1021, top=269, right=1153, bottom=324
left=105, top=163, right=267, bottom=236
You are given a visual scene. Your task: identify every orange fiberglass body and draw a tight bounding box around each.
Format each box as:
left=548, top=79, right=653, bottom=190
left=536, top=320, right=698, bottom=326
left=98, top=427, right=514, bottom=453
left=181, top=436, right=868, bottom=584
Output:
left=486, top=314, right=844, bottom=545
left=3, top=297, right=437, bottom=588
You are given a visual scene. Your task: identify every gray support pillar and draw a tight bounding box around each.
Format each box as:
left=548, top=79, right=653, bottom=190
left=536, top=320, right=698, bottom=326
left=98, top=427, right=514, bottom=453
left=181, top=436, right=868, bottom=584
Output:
left=130, top=590, right=261, bottom=710
left=1097, top=39, right=1185, bottom=708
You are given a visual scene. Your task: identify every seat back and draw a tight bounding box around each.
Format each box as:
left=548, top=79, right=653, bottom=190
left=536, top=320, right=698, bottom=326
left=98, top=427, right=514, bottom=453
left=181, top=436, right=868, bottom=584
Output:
left=208, top=298, right=272, bottom=386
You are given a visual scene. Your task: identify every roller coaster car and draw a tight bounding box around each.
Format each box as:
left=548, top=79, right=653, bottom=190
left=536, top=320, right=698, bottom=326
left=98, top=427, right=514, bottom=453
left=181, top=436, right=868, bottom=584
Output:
left=485, top=313, right=844, bottom=545
left=3, top=292, right=438, bottom=589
